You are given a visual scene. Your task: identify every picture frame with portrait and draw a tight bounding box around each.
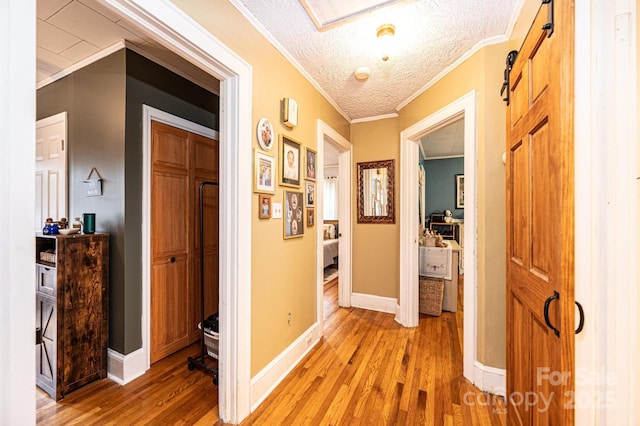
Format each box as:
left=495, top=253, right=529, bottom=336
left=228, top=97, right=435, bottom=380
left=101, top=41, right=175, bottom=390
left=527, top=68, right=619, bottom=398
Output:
left=284, top=190, right=304, bottom=239
left=256, top=117, right=274, bottom=151
left=258, top=194, right=271, bottom=219
left=305, top=182, right=315, bottom=207
left=279, top=135, right=301, bottom=187
left=455, top=174, right=465, bottom=208
left=307, top=208, right=315, bottom=227
left=305, top=147, right=317, bottom=181
left=253, top=149, right=276, bottom=194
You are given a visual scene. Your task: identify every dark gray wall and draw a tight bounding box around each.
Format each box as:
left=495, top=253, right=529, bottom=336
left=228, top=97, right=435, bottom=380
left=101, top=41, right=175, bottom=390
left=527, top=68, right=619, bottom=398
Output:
left=122, top=50, right=218, bottom=353
left=37, top=50, right=128, bottom=352
left=37, top=48, right=219, bottom=355
left=424, top=157, right=464, bottom=220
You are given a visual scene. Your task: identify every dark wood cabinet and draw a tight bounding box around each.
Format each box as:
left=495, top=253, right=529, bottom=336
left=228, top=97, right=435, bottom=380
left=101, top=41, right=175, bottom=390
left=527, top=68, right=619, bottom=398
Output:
left=35, top=233, right=109, bottom=400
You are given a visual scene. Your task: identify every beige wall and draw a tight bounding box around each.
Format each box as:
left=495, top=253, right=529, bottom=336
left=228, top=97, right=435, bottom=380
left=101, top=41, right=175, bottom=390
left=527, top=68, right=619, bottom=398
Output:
left=172, top=0, right=545, bottom=374
left=350, top=118, right=400, bottom=298
left=397, top=43, right=508, bottom=369
left=172, top=0, right=349, bottom=375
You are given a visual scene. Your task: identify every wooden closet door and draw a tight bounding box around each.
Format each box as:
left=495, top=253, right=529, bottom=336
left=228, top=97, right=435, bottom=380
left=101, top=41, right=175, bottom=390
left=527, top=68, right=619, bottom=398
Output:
left=151, top=121, right=219, bottom=363
left=150, top=121, right=192, bottom=364
left=190, top=132, right=219, bottom=342
left=506, top=3, right=575, bottom=425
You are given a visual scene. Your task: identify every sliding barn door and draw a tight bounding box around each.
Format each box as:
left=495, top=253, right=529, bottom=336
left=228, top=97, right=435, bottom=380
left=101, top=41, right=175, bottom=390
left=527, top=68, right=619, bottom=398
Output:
left=506, top=2, right=575, bottom=424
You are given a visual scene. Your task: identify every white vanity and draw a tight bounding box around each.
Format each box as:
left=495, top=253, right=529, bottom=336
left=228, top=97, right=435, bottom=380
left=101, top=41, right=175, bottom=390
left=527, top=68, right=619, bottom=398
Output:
left=419, top=240, right=461, bottom=312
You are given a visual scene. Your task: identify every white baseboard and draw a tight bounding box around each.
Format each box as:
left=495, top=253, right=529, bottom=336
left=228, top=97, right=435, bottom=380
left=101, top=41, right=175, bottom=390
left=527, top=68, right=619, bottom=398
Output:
left=250, top=323, right=320, bottom=411
left=107, top=348, right=147, bottom=386
left=351, top=292, right=397, bottom=314
left=473, top=361, right=506, bottom=397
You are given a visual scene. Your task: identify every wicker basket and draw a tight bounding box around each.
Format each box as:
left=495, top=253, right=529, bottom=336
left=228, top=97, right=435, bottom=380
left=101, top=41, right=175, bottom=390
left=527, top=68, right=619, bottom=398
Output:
left=419, top=276, right=444, bottom=316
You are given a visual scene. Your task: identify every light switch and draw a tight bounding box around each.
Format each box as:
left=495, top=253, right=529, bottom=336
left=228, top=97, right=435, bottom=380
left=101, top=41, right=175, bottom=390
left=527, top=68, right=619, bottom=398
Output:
left=272, top=202, right=283, bottom=219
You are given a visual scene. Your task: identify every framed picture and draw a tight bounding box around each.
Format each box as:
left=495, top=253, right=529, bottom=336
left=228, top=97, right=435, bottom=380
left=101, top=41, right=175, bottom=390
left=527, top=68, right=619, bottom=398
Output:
left=305, top=182, right=315, bottom=207
left=284, top=190, right=304, bottom=239
left=307, top=208, right=315, bottom=227
left=305, top=147, right=317, bottom=181
left=256, top=118, right=274, bottom=151
left=279, top=135, right=301, bottom=187
left=455, top=174, right=465, bottom=208
left=254, top=149, right=276, bottom=194
left=258, top=194, right=271, bottom=219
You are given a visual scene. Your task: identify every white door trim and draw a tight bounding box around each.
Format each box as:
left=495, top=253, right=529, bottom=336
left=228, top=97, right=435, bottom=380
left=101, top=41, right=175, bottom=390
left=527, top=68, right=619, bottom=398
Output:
left=316, top=120, right=352, bottom=327
left=141, top=105, right=218, bottom=370
left=104, top=1, right=253, bottom=423
left=574, top=1, right=638, bottom=423
left=398, top=90, right=477, bottom=383
left=2, top=1, right=36, bottom=422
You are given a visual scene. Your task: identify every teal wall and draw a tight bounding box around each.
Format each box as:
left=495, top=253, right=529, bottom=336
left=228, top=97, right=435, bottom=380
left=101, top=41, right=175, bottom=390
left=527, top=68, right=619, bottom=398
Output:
left=424, top=157, right=464, bottom=220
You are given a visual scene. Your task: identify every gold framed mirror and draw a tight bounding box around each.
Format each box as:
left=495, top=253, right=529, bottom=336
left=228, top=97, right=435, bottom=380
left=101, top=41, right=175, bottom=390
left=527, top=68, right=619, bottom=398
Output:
left=357, top=159, right=395, bottom=223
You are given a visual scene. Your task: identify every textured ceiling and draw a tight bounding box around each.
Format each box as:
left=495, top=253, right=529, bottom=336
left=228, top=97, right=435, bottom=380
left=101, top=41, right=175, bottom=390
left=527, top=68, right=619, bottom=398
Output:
left=35, top=0, right=520, bottom=122
left=237, top=0, right=520, bottom=120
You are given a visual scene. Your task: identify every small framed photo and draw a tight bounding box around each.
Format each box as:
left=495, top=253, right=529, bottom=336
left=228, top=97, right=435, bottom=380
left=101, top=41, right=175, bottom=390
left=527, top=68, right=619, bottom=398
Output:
left=305, top=147, right=317, bottom=181
left=307, top=208, right=315, bottom=227
left=455, top=174, right=465, bottom=208
left=280, top=135, right=301, bottom=187
left=256, top=118, right=274, bottom=151
left=305, top=182, right=315, bottom=207
left=284, top=190, right=304, bottom=239
left=254, top=149, right=276, bottom=194
left=258, top=194, right=271, bottom=219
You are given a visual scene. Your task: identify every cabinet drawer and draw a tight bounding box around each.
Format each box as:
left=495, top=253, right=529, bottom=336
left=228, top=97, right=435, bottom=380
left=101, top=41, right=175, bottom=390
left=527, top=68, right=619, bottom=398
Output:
left=36, top=264, right=57, bottom=297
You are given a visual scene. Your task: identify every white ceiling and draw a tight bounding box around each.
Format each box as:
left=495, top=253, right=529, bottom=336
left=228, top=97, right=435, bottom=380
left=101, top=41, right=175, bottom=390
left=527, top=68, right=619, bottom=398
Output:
left=420, top=118, right=464, bottom=159
left=37, top=0, right=520, bottom=122
left=36, top=0, right=219, bottom=92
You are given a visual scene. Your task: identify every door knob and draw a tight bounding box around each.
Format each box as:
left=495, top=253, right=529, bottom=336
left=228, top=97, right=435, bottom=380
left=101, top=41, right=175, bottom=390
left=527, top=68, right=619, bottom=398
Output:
left=169, top=256, right=176, bottom=263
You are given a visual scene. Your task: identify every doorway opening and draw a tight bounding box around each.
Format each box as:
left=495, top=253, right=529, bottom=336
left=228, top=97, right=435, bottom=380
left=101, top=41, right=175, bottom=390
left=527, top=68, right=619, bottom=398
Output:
left=316, top=120, right=352, bottom=333
left=398, top=90, right=477, bottom=384
left=142, top=107, right=219, bottom=367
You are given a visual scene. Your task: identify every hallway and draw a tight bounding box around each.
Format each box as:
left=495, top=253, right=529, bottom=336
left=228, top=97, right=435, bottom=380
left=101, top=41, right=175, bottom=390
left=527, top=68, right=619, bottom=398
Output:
left=36, top=276, right=505, bottom=425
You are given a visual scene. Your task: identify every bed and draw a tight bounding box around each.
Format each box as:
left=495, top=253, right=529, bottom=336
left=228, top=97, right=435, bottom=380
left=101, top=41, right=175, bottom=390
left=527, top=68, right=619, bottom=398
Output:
left=323, top=222, right=339, bottom=268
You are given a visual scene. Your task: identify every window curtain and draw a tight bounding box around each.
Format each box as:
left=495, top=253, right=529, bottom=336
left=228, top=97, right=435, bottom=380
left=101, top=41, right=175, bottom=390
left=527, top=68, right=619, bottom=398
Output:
left=324, top=176, right=339, bottom=220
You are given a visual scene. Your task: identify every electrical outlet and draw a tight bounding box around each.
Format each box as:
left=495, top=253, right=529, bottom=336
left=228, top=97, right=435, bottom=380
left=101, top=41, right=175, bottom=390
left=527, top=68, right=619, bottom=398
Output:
left=288, top=312, right=292, bottom=327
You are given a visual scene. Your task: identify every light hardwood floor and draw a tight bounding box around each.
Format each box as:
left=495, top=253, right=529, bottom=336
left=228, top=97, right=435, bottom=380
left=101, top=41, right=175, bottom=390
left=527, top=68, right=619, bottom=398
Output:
left=37, top=276, right=506, bottom=425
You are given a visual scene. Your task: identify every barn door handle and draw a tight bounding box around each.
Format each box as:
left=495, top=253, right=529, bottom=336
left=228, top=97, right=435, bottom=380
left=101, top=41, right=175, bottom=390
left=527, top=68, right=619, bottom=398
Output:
left=575, top=301, right=585, bottom=334
left=543, top=291, right=560, bottom=337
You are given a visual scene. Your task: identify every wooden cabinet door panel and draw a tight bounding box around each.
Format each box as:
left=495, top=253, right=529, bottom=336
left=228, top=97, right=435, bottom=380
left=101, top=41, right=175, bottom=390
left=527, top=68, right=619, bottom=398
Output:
left=36, top=293, right=56, bottom=395
left=151, top=258, right=190, bottom=363
left=152, top=122, right=189, bottom=170
left=152, top=172, right=189, bottom=257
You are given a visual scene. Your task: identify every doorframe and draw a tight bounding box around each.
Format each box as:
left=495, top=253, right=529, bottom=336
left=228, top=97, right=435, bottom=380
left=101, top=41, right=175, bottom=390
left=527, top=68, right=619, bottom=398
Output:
left=316, top=120, right=352, bottom=331
left=574, top=0, right=638, bottom=423
left=398, top=90, right=477, bottom=383
left=105, top=1, right=253, bottom=423
left=141, top=106, right=218, bottom=368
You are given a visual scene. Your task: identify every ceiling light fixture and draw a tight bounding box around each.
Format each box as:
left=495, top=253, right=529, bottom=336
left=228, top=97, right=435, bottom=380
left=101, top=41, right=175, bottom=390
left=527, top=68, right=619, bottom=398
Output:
left=376, top=23, right=395, bottom=61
